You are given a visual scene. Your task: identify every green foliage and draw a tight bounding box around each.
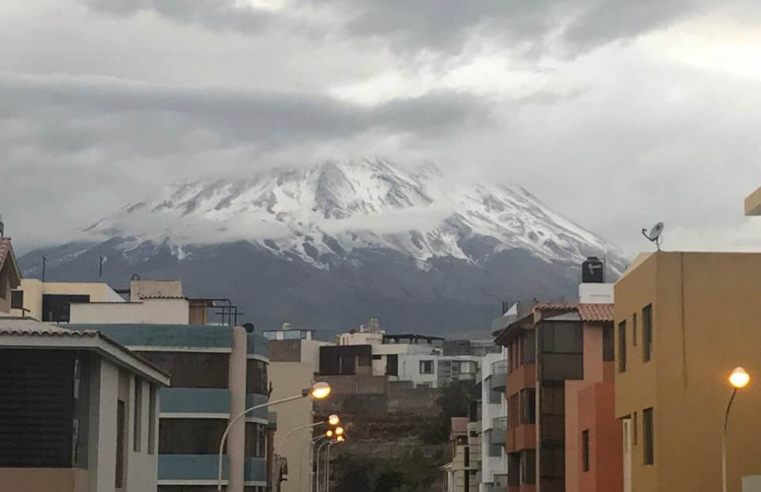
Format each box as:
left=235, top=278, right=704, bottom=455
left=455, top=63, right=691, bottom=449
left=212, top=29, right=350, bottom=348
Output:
left=431, top=380, right=478, bottom=442
left=333, top=450, right=438, bottom=492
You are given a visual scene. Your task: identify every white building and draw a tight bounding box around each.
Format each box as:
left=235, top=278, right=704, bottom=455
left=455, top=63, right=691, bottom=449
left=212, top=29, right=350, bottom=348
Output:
left=325, top=320, right=481, bottom=388
left=0, top=318, right=170, bottom=492
left=479, top=350, right=508, bottom=492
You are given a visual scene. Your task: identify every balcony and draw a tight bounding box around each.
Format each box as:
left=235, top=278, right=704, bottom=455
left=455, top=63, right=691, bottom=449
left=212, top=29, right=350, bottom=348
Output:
left=490, top=360, right=508, bottom=392
left=491, top=417, right=507, bottom=445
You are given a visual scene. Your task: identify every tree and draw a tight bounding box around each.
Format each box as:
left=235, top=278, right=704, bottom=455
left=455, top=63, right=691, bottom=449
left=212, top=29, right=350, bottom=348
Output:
left=431, top=379, right=478, bottom=442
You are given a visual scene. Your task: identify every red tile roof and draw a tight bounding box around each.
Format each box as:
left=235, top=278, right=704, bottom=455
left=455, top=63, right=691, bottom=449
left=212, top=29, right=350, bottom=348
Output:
left=535, top=302, right=614, bottom=322
left=0, top=238, right=21, bottom=287
left=578, top=304, right=615, bottom=323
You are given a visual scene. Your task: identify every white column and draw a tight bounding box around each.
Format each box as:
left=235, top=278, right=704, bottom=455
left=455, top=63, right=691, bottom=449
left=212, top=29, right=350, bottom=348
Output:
left=229, top=327, right=248, bottom=492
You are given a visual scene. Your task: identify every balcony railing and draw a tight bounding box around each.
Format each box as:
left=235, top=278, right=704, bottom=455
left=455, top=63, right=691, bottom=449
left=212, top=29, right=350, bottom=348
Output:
left=490, top=360, right=508, bottom=392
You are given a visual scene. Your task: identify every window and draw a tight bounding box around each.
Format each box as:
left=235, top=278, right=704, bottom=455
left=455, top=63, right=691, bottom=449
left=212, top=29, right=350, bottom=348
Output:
left=602, top=325, right=614, bottom=361
left=618, top=321, right=627, bottom=373
left=160, top=419, right=228, bottom=454
left=643, top=408, right=654, bottom=465
left=246, top=359, right=268, bottom=395
left=245, top=423, right=267, bottom=458
left=489, top=388, right=501, bottom=404
left=133, top=378, right=142, bottom=452
left=464, top=446, right=470, bottom=466
left=358, top=354, right=371, bottom=367
left=582, top=430, right=590, bottom=472
left=508, top=453, right=520, bottom=486
left=138, top=352, right=229, bottom=388
left=520, top=450, right=536, bottom=485
left=642, top=304, right=653, bottom=362
left=520, top=388, right=536, bottom=425
left=522, top=331, right=536, bottom=364
left=632, top=313, right=638, bottom=346
left=10, top=290, right=23, bottom=309
left=633, top=412, right=638, bottom=445
left=116, top=400, right=126, bottom=488
left=420, top=360, right=434, bottom=374
left=540, top=445, right=565, bottom=480
left=148, top=386, right=157, bottom=455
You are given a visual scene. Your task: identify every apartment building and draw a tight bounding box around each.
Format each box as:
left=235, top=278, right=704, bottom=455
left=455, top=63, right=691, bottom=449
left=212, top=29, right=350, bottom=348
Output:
left=442, top=418, right=479, bottom=492
left=11, top=278, right=220, bottom=325
left=0, top=318, right=170, bottom=492
left=493, top=257, right=620, bottom=492
left=479, top=351, right=508, bottom=492
left=615, top=252, right=761, bottom=492
left=321, top=320, right=481, bottom=388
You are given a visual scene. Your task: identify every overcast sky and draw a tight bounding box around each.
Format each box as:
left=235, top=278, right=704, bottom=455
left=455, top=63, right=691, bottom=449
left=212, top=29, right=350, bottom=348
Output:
left=1, top=0, right=760, bottom=256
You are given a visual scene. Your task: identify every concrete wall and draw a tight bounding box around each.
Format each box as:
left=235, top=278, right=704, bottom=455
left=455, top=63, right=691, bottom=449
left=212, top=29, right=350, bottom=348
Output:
left=71, top=299, right=189, bottom=324
left=0, top=469, right=90, bottom=492
left=11, top=280, right=125, bottom=320
left=616, top=252, right=761, bottom=492
left=270, top=362, right=316, bottom=492
left=0, top=266, right=11, bottom=313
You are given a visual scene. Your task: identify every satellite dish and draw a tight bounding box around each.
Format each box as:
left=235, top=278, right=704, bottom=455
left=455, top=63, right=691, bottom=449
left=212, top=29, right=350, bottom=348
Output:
left=641, top=222, right=665, bottom=251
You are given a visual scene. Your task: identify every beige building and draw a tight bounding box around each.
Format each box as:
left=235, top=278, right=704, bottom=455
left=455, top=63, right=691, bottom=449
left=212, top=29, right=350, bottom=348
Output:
left=266, top=324, right=327, bottom=492
left=12, top=279, right=214, bottom=325
left=0, top=318, right=170, bottom=492
left=746, top=187, right=761, bottom=216
left=442, top=417, right=479, bottom=492
left=615, top=252, right=761, bottom=492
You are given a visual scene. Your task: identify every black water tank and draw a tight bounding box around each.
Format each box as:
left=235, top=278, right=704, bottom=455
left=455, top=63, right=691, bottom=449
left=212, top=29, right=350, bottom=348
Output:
left=582, top=256, right=605, bottom=283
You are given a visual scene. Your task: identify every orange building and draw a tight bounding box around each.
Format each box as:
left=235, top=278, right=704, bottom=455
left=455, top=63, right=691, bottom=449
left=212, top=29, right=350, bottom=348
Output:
left=495, top=301, right=621, bottom=492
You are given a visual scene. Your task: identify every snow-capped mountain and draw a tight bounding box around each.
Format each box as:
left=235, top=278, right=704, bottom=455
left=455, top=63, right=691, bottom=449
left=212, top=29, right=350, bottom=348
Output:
left=82, top=159, right=625, bottom=273
left=18, top=159, right=625, bottom=336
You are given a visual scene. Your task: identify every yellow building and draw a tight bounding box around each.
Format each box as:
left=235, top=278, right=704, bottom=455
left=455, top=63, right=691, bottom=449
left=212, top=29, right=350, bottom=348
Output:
left=614, top=252, right=761, bottom=492
left=10, top=278, right=125, bottom=321
left=746, top=187, right=761, bottom=216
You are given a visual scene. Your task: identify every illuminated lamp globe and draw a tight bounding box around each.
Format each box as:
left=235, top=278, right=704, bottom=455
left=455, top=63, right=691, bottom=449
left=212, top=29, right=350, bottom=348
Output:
left=310, top=382, right=331, bottom=400
left=730, top=367, right=750, bottom=389
left=328, top=415, right=340, bottom=426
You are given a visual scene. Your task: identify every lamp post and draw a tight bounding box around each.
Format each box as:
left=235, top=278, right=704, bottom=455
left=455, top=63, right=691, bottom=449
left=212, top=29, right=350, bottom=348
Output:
left=315, top=439, right=333, bottom=492
left=325, top=436, right=344, bottom=492
left=723, top=367, right=750, bottom=492
left=305, top=435, right=325, bottom=492
left=216, top=382, right=331, bottom=492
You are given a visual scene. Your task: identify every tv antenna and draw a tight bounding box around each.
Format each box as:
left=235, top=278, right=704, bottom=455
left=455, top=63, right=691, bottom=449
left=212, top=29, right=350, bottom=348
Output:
left=641, top=222, right=665, bottom=251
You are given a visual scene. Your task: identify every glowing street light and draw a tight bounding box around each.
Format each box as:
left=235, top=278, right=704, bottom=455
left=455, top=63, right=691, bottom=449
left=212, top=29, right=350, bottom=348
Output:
left=335, top=426, right=344, bottom=436
left=723, top=367, right=751, bottom=492
left=328, top=414, right=340, bottom=426
left=311, top=382, right=331, bottom=400
left=326, top=430, right=334, bottom=438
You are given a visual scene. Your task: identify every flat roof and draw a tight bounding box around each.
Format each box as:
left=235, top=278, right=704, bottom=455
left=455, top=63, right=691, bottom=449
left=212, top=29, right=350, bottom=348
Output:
left=0, top=318, right=170, bottom=385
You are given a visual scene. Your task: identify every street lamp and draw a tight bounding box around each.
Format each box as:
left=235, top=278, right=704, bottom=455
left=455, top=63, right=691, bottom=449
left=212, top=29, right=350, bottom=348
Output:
left=315, top=438, right=333, bottom=492
left=334, top=426, right=344, bottom=436
left=277, top=414, right=341, bottom=450
left=723, top=367, right=750, bottom=492
left=216, top=382, right=331, bottom=492
left=325, top=436, right=345, bottom=492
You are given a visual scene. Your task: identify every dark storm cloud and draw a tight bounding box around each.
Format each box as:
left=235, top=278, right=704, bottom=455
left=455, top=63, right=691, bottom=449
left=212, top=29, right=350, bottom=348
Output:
left=83, top=0, right=724, bottom=55
left=0, top=72, right=491, bottom=157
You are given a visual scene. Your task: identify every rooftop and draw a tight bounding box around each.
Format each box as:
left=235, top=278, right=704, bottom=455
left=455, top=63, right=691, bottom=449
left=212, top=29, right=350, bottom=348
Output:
left=0, top=317, right=170, bottom=384
left=0, top=237, right=21, bottom=288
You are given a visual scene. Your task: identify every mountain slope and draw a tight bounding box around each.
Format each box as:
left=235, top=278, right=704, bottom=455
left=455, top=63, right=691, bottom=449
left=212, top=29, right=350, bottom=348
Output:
left=18, top=159, right=625, bottom=336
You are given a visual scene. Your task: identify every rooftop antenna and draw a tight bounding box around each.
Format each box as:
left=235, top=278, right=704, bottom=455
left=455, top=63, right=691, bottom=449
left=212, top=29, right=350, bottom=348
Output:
left=41, top=256, right=47, bottom=282
left=641, top=222, right=665, bottom=252
left=99, top=256, right=105, bottom=279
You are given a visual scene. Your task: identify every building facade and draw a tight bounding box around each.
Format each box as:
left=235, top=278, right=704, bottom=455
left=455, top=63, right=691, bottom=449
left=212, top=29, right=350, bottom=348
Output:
left=0, top=318, right=170, bottom=492
left=68, top=323, right=271, bottom=492
left=615, top=252, right=761, bottom=492
left=442, top=418, right=479, bottom=492
left=266, top=324, right=327, bottom=492
left=745, top=187, right=761, bottom=216
left=479, top=351, right=508, bottom=492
